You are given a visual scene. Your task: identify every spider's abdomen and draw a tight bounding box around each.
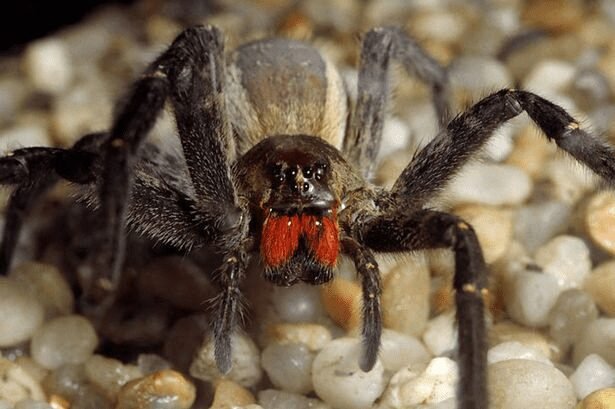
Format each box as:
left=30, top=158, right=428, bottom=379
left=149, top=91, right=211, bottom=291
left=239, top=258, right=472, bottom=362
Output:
left=226, top=38, right=347, bottom=153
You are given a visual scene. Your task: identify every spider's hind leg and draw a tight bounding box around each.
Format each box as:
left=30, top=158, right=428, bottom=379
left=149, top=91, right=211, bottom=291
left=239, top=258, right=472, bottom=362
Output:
left=343, top=26, right=451, bottom=179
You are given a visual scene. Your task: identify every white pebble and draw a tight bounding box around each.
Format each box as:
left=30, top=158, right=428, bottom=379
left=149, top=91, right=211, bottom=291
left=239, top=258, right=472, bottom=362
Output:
left=514, top=201, right=572, bottom=252
left=489, top=359, right=576, bottom=408
left=0, top=277, right=44, bottom=347
left=30, top=315, right=98, bottom=370
left=0, top=125, right=51, bottom=156
left=449, top=56, right=513, bottom=93
left=379, top=329, right=431, bottom=374
left=535, top=235, right=592, bottom=290
left=272, top=284, right=325, bottom=323
left=10, top=262, right=74, bottom=318
left=549, top=289, right=598, bottom=353
left=23, top=37, right=73, bottom=94
left=523, top=59, right=576, bottom=95
left=570, top=354, right=615, bottom=399
left=14, top=400, right=53, bottom=409
left=504, top=269, right=561, bottom=327
left=574, top=318, right=615, bottom=366
left=422, top=312, right=457, bottom=356
left=448, top=163, right=532, bottom=206
left=261, top=343, right=314, bottom=394
left=312, top=338, right=385, bottom=409
left=378, top=117, right=410, bottom=160
left=258, top=389, right=330, bottom=409
left=487, top=341, right=552, bottom=366
left=378, top=357, right=458, bottom=408
left=190, top=332, right=262, bottom=388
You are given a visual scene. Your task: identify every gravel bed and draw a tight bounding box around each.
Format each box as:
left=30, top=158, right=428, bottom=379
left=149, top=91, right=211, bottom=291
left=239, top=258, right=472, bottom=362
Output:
left=1, top=0, right=615, bottom=408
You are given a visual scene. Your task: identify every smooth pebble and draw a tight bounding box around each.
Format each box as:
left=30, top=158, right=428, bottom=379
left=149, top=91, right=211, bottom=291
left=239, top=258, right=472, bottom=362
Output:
left=0, top=278, right=44, bottom=347
left=488, top=359, right=576, bottom=408
left=585, top=260, right=615, bottom=316
left=312, top=338, right=385, bottom=409
left=258, top=389, right=330, bottom=409
left=379, top=329, right=431, bottom=374
left=549, top=289, right=599, bottom=353
left=534, top=235, right=591, bottom=290
left=487, top=341, right=552, bottom=366
left=116, top=370, right=195, bottom=409
left=261, top=342, right=314, bottom=394
left=9, top=262, right=74, bottom=318
left=570, top=354, right=615, bottom=399
left=23, top=37, right=72, bottom=94
left=504, top=269, right=561, bottom=327
left=422, top=311, right=457, bottom=356
left=30, top=315, right=98, bottom=370
left=573, top=318, right=615, bottom=366
left=190, top=332, right=262, bottom=388
left=448, top=163, right=532, bottom=206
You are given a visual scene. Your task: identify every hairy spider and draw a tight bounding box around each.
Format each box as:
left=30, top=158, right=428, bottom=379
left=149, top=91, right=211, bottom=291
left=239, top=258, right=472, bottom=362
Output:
left=2, top=25, right=615, bottom=409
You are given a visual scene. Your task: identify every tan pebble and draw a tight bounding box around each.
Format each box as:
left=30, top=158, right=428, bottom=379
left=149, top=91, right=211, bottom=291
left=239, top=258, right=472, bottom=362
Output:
left=266, top=323, right=332, bottom=351
left=84, top=354, right=142, bottom=400
left=599, top=44, right=615, bottom=96
left=145, top=15, right=182, bottom=45
left=522, top=0, right=584, bottom=33
left=14, top=356, right=48, bottom=383
left=0, top=357, right=46, bottom=403
left=210, top=379, right=255, bottom=408
left=585, top=260, right=615, bottom=316
left=320, top=277, right=362, bottom=331
left=116, top=370, right=195, bottom=409
left=382, top=255, right=430, bottom=337
left=576, top=387, right=615, bottom=409
left=584, top=191, right=615, bottom=255
left=10, top=261, right=74, bottom=318
left=454, top=205, right=513, bottom=263
left=506, top=125, right=555, bottom=179
left=489, top=321, right=560, bottom=362
left=49, top=394, right=70, bottom=409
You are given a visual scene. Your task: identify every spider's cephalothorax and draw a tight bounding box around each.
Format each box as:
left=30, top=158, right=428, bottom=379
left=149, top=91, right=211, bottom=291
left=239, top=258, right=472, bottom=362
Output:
left=235, top=134, right=362, bottom=286
left=3, top=25, right=615, bottom=409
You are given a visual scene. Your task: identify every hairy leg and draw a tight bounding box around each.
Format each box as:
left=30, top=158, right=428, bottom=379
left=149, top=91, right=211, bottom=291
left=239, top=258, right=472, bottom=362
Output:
left=341, top=236, right=382, bottom=371
left=344, top=26, right=450, bottom=179
left=394, top=89, right=615, bottom=206
left=362, top=209, right=488, bottom=409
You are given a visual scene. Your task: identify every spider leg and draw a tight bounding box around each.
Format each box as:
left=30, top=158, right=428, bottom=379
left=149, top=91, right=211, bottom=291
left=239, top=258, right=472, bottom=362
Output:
left=0, top=141, right=100, bottom=274
left=394, top=89, right=615, bottom=206
left=341, top=236, right=382, bottom=372
left=159, top=26, right=250, bottom=371
left=344, top=26, right=450, bottom=178
left=210, top=250, right=248, bottom=373
left=361, top=209, right=488, bottom=409
left=90, top=25, right=248, bottom=308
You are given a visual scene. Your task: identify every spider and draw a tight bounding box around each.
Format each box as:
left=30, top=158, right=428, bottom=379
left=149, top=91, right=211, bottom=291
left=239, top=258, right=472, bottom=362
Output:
left=1, top=25, right=615, bottom=409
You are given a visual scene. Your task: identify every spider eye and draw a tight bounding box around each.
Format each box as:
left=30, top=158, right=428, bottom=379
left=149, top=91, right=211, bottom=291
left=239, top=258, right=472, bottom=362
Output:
left=315, top=163, right=326, bottom=180
left=304, top=167, right=313, bottom=178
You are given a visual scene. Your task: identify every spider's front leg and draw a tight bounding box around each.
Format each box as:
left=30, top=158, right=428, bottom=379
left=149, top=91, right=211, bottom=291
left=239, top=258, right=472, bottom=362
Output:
left=395, top=89, right=615, bottom=206
left=361, top=209, right=488, bottom=409
left=341, top=236, right=382, bottom=371
left=88, top=25, right=249, bottom=307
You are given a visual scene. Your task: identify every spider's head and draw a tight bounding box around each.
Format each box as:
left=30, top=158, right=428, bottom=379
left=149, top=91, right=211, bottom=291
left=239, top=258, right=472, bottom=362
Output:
left=235, top=134, right=358, bottom=285
left=260, top=143, right=339, bottom=285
